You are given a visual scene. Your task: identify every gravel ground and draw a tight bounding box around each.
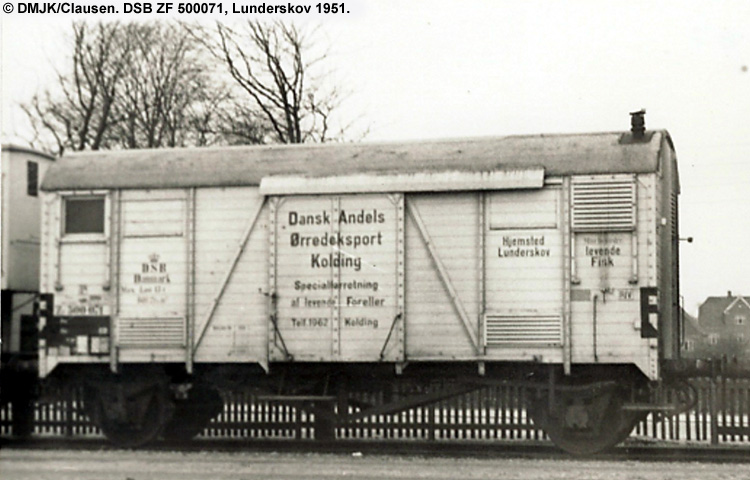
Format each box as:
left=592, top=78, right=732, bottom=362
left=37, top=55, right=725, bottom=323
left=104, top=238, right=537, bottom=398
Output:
left=2, top=449, right=750, bottom=480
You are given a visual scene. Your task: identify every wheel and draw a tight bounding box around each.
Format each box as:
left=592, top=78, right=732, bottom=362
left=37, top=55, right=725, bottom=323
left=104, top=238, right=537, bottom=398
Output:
left=162, top=386, right=223, bottom=441
left=527, top=383, right=645, bottom=455
left=85, top=384, right=171, bottom=448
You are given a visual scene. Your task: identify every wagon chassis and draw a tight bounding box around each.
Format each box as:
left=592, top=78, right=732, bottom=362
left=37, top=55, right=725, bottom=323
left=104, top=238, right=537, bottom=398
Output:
left=39, top=359, right=697, bottom=455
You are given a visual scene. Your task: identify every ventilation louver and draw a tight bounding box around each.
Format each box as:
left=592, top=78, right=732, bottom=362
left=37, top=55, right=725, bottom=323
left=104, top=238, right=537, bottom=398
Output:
left=572, top=177, right=636, bottom=232
left=118, top=317, right=185, bottom=347
left=485, top=313, right=562, bottom=346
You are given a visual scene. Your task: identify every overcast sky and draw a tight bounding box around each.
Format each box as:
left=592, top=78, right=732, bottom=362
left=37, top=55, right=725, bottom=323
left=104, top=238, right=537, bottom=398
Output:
left=2, top=0, right=749, bottom=314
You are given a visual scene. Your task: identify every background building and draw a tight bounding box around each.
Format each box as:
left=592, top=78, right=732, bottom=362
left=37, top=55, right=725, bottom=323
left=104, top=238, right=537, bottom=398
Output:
left=683, top=292, right=750, bottom=360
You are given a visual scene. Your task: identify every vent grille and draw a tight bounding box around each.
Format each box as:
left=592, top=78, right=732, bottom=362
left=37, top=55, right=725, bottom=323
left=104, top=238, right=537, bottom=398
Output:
left=118, top=317, right=185, bottom=347
left=572, top=178, right=635, bottom=232
left=485, top=314, right=562, bottom=346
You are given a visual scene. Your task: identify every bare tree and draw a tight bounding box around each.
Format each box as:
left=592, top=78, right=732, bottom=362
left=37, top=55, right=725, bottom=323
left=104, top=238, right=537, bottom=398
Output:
left=22, top=22, right=131, bottom=154
left=213, top=101, right=268, bottom=145
left=23, top=20, right=363, bottom=154
left=22, top=21, right=242, bottom=155
left=112, top=22, right=224, bottom=149
left=197, top=20, right=350, bottom=144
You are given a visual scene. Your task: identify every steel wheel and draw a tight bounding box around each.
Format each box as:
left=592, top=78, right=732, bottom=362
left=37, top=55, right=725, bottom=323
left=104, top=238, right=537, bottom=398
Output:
left=528, top=384, right=644, bottom=455
left=86, top=385, right=170, bottom=448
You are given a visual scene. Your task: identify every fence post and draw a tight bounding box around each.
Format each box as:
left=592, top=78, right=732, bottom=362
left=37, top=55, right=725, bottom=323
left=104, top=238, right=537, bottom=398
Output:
left=428, top=403, right=436, bottom=441
left=313, top=400, right=336, bottom=441
left=65, top=388, right=74, bottom=437
left=723, top=358, right=731, bottom=442
left=709, top=361, right=719, bottom=445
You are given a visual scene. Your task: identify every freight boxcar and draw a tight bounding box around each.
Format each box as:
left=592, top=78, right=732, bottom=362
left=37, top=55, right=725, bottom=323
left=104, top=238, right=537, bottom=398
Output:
left=35, top=113, right=687, bottom=453
left=1, top=144, right=56, bottom=435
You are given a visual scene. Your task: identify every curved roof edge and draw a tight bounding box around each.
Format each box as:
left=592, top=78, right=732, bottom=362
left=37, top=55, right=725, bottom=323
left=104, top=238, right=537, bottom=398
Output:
left=2, top=143, right=56, bottom=161
left=41, top=130, right=670, bottom=191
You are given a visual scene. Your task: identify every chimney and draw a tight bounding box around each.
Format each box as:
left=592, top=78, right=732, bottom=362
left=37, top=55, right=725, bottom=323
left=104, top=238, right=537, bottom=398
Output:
left=728, top=290, right=733, bottom=298
left=630, top=109, right=646, bottom=139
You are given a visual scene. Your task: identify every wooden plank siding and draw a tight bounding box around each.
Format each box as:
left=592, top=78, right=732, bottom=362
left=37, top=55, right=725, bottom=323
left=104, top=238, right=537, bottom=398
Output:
left=193, top=187, right=268, bottom=364
left=404, top=194, right=481, bottom=358
left=568, top=173, right=657, bottom=377
left=116, top=190, right=188, bottom=362
left=38, top=168, right=670, bottom=381
left=270, top=194, right=402, bottom=362
left=482, top=185, right=565, bottom=361
left=39, top=179, right=664, bottom=374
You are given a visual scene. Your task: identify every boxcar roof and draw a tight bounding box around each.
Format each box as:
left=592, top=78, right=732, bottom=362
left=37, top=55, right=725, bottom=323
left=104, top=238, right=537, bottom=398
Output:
left=2, top=143, right=56, bottom=161
left=41, top=130, right=671, bottom=191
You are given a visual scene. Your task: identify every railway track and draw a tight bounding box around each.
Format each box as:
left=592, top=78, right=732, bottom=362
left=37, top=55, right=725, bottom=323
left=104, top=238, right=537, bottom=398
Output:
left=2, top=437, right=749, bottom=464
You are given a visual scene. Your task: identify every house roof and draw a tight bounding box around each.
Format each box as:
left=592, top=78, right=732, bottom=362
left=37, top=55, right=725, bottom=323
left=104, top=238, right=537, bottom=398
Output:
left=724, top=296, right=750, bottom=315
left=40, top=130, right=672, bottom=191
left=699, top=295, right=750, bottom=328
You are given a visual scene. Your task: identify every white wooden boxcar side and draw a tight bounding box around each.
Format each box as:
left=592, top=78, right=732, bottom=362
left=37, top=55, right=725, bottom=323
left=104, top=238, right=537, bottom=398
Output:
left=37, top=131, right=679, bottom=382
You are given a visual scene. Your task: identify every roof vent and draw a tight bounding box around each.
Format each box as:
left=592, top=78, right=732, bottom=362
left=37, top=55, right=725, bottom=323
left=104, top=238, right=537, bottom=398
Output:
left=630, top=109, right=646, bottom=139
left=619, top=109, right=652, bottom=144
